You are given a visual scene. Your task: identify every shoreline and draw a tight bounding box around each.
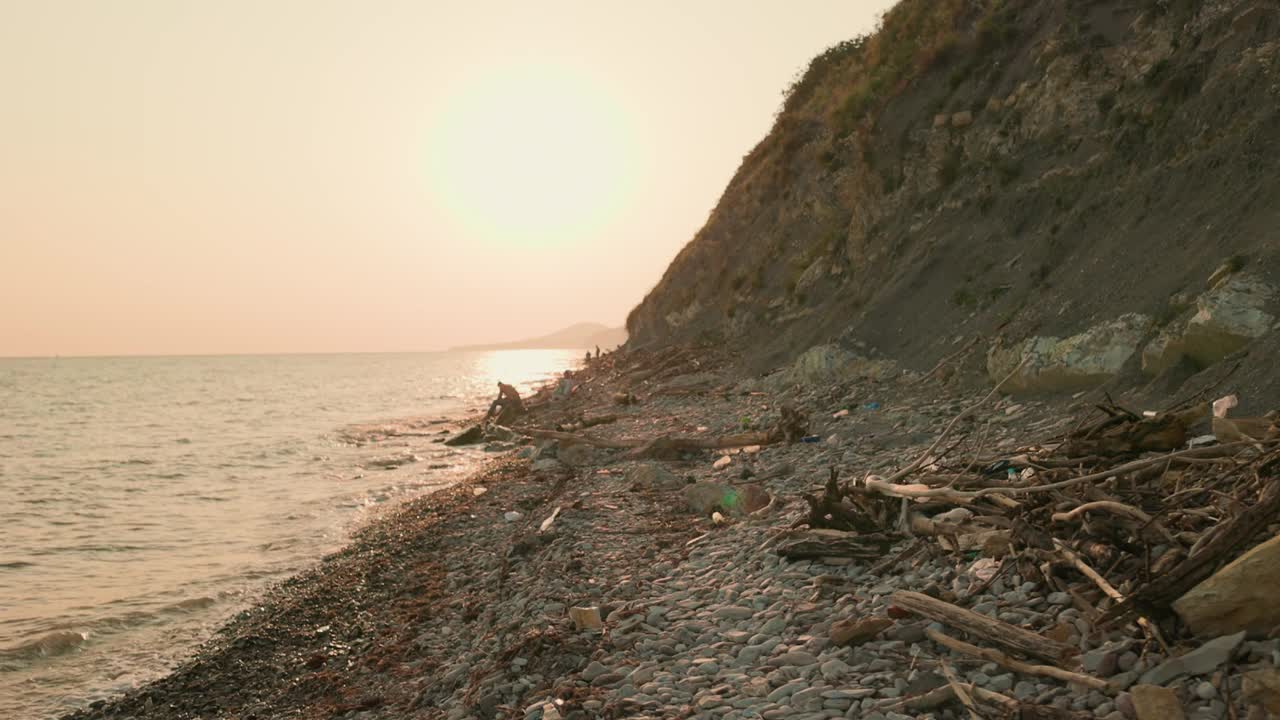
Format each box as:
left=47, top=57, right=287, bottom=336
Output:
left=61, top=347, right=1272, bottom=720
left=16, top=399, right=488, bottom=720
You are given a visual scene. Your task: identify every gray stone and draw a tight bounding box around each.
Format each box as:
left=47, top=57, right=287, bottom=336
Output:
left=759, top=617, right=788, bottom=635
left=769, top=651, right=818, bottom=667
left=790, top=687, right=824, bottom=710
left=625, top=463, right=684, bottom=489
left=1083, top=649, right=1120, bottom=676
left=1139, top=632, right=1245, bottom=686
left=989, top=674, right=1014, bottom=692
left=767, top=681, right=805, bottom=703
left=581, top=660, right=608, bottom=682
left=820, top=658, right=851, bottom=680
left=714, top=606, right=755, bottom=620
left=530, top=458, right=564, bottom=473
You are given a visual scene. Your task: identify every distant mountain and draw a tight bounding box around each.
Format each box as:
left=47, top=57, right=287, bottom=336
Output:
left=452, top=323, right=627, bottom=352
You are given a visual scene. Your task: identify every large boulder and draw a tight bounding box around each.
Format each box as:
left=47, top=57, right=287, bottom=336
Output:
left=684, top=482, right=771, bottom=516
left=766, top=344, right=897, bottom=390
left=987, top=313, right=1152, bottom=394
left=1173, top=533, right=1280, bottom=637
left=1143, top=273, right=1276, bottom=375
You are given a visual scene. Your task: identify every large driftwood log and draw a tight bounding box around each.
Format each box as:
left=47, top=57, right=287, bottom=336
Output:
left=889, top=591, right=1077, bottom=665
left=925, top=628, right=1109, bottom=691
left=775, top=530, right=893, bottom=560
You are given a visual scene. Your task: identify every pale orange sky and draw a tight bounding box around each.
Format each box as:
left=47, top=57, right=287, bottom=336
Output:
left=0, top=0, right=893, bottom=357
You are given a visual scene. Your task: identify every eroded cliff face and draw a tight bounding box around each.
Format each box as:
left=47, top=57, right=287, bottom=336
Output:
left=627, top=0, right=1280, bottom=393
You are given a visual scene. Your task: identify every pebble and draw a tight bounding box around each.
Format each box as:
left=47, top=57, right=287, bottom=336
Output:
left=770, top=651, right=818, bottom=667
left=714, top=606, right=755, bottom=620
left=988, top=674, right=1014, bottom=692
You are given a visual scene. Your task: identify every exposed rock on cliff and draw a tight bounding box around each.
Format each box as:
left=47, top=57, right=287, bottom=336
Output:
left=628, top=0, right=1280, bottom=393
left=1144, top=272, right=1278, bottom=375
left=987, top=312, right=1151, bottom=393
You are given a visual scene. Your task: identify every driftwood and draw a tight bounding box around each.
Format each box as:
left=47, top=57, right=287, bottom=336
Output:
left=892, top=681, right=1019, bottom=712
left=1059, top=402, right=1207, bottom=457
left=1101, top=466, right=1280, bottom=627
left=1053, top=541, right=1171, bottom=654
left=623, top=348, right=692, bottom=388
left=938, top=657, right=984, bottom=720
left=924, top=628, right=1109, bottom=690
left=1013, top=702, right=1083, bottom=719
left=775, top=529, right=893, bottom=560
left=1051, top=501, right=1180, bottom=547
left=798, top=467, right=887, bottom=533
left=889, top=591, right=1077, bottom=665
left=864, top=442, right=1266, bottom=503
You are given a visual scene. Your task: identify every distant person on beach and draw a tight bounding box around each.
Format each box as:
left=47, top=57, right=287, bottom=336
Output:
left=594, top=345, right=600, bottom=359
left=484, top=381, right=525, bottom=423
left=554, top=370, right=575, bottom=400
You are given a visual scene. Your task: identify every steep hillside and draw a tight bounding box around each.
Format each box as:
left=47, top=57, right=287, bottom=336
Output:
left=628, top=0, right=1280, bottom=398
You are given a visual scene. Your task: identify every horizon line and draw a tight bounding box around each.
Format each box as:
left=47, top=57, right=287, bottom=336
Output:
left=0, top=347, right=601, bottom=361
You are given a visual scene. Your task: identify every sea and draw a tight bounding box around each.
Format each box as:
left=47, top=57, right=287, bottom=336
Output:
left=0, top=350, right=579, bottom=720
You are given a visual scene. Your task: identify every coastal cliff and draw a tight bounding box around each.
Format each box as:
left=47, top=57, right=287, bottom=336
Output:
left=628, top=0, right=1280, bottom=398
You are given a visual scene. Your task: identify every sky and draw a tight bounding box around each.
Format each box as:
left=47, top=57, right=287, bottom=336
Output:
left=0, top=0, right=894, bottom=357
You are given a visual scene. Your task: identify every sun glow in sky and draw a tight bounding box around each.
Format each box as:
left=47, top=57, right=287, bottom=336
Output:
left=427, top=63, right=641, bottom=248
left=0, top=0, right=894, bottom=357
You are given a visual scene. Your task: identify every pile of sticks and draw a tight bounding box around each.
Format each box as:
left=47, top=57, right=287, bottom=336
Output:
left=786, top=372, right=1280, bottom=716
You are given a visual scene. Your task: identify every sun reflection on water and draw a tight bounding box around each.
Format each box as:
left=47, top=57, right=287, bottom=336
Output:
left=472, top=349, right=582, bottom=394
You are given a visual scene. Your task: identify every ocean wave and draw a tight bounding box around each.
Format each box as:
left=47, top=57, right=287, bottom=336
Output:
left=0, top=561, right=34, bottom=570
left=161, top=597, right=217, bottom=613
left=0, top=630, right=86, bottom=662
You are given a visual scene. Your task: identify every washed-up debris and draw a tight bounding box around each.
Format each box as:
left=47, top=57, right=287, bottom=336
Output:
left=829, top=617, right=893, bottom=646
left=770, top=378, right=1280, bottom=716
left=567, top=606, right=602, bottom=632
left=538, top=506, right=560, bottom=533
